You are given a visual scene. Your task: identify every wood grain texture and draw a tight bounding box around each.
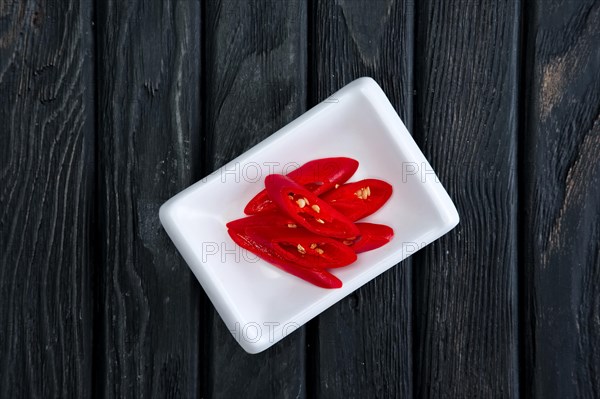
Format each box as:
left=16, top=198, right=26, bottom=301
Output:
left=95, top=0, right=201, bottom=397
left=412, top=0, right=520, bottom=397
left=309, top=0, right=413, bottom=397
left=0, top=0, right=94, bottom=397
left=522, top=1, right=600, bottom=398
left=202, top=1, right=307, bottom=398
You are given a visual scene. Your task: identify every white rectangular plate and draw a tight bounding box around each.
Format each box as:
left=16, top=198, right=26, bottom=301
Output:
left=160, top=77, right=459, bottom=354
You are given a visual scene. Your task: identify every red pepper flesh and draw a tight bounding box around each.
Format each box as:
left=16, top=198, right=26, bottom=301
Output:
left=244, top=157, right=359, bottom=215
left=227, top=228, right=342, bottom=288
left=246, top=226, right=357, bottom=268
left=321, top=179, right=393, bottom=221
left=264, top=174, right=361, bottom=239
left=342, top=223, right=394, bottom=253
left=226, top=212, right=297, bottom=232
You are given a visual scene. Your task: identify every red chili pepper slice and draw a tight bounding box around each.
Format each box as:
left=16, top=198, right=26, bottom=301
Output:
left=320, top=179, right=392, bottom=221
left=227, top=227, right=342, bottom=288
left=264, top=174, right=361, bottom=239
left=244, top=157, right=359, bottom=215
left=341, top=223, right=394, bottom=253
left=246, top=226, right=357, bottom=268
left=226, top=212, right=297, bottom=232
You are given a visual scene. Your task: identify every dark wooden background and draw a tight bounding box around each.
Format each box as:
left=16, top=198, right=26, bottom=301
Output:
left=1, top=0, right=599, bottom=398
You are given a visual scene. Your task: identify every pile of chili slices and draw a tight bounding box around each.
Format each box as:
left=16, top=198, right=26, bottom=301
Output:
left=227, top=157, right=393, bottom=289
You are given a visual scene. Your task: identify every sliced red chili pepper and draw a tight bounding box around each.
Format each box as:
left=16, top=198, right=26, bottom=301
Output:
left=226, top=212, right=298, bottom=232
left=246, top=226, right=357, bottom=268
left=226, top=213, right=298, bottom=257
left=264, top=174, right=361, bottom=239
left=227, top=228, right=342, bottom=288
left=341, top=223, right=394, bottom=253
left=244, top=157, right=359, bottom=215
left=320, top=179, right=392, bottom=221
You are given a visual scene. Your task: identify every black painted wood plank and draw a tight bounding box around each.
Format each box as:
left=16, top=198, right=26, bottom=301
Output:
left=0, top=0, right=95, bottom=397
left=412, top=0, right=520, bottom=397
left=95, top=1, right=201, bottom=397
left=203, top=1, right=307, bottom=398
left=522, top=1, right=600, bottom=398
left=308, top=1, right=414, bottom=397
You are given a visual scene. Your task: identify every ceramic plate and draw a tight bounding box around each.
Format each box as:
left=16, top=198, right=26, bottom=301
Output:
left=160, top=77, right=459, bottom=353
